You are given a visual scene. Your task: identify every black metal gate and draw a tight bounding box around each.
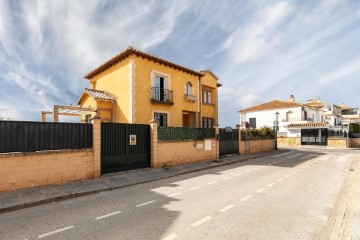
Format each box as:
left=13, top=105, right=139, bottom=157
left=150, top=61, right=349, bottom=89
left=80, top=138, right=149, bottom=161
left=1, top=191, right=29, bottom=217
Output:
left=219, top=127, right=239, bottom=156
left=301, top=128, right=328, bottom=146
left=101, top=123, right=150, bottom=174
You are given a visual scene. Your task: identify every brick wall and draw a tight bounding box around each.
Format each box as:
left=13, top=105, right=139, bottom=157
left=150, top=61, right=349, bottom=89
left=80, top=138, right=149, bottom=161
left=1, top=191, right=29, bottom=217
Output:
left=239, top=139, right=275, bottom=154
left=277, top=137, right=301, bottom=147
left=0, top=149, right=94, bottom=192
left=154, top=139, right=218, bottom=167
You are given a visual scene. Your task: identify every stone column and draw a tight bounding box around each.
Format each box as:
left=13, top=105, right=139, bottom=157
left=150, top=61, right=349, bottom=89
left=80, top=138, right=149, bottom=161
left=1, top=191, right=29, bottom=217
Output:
left=214, top=124, right=219, bottom=159
left=92, top=115, right=101, bottom=177
left=149, top=119, right=159, bottom=167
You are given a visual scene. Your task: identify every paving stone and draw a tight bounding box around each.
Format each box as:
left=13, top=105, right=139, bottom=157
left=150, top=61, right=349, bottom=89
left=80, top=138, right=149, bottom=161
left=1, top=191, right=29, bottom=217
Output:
left=0, top=194, right=4, bottom=209
left=2, top=191, right=25, bottom=212
left=22, top=189, right=49, bottom=207
left=40, top=186, right=65, bottom=202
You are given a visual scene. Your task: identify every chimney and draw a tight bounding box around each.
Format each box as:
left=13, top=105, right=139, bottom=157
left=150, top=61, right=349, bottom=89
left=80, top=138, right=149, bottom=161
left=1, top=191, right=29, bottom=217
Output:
left=289, top=95, right=295, bottom=103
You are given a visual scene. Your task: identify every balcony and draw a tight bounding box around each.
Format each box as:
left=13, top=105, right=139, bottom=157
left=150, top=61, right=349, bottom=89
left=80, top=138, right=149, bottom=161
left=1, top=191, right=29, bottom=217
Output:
left=184, top=94, right=197, bottom=102
left=282, top=117, right=314, bottom=122
left=151, top=87, right=174, bottom=105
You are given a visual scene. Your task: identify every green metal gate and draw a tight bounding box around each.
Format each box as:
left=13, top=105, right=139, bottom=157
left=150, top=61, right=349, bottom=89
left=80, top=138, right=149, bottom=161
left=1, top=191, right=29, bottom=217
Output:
left=219, top=127, right=239, bottom=156
left=101, top=123, right=150, bottom=174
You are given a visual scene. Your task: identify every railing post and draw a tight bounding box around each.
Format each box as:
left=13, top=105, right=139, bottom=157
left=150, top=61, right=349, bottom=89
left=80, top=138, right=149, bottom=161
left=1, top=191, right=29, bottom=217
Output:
left=214, top=124, right=219, bottom=159
left=92, top=114, right=101, bottom=177
left=149, top=119, right=159, bottom=167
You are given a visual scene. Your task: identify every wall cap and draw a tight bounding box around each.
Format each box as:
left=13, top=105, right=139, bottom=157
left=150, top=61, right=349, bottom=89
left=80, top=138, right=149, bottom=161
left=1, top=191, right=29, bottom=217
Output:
left=0, top=149, right=93, bottom=158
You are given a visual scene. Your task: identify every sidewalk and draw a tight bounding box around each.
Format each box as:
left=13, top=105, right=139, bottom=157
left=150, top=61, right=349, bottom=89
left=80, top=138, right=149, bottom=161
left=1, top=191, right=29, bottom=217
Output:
left=0, top=150, right=286, bottom=214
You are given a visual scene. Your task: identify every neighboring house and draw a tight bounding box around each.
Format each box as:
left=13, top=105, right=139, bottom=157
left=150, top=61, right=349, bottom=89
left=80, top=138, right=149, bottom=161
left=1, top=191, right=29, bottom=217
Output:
left=76, top=46, right=221, bottom=127
left=239, top=95, right=344, bottom=145
left=340, top=104, right=360, bottom=127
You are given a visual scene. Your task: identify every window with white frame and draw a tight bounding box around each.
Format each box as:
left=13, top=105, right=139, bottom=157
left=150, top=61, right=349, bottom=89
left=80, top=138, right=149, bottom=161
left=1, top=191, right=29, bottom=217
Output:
left=202, top=89, right=212, bottom=104
left=185, top=82, right=193, bottom=96
left=202, top=118, right=213, bottom=128
left=154, top=112, right=168, bottom=127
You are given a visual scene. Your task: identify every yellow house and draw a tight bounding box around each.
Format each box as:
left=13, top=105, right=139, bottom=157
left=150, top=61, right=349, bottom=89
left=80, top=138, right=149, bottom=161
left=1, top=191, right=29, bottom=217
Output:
left=78, top=46, right=221, bottom=127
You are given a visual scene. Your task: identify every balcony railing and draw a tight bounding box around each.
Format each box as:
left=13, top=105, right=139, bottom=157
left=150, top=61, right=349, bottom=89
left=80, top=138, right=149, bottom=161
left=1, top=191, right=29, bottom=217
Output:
left=151, top=87, right=173, bottom=105
left=282, top=117, right=314, bottom=122
left=184, top=94, right=197, bottom=102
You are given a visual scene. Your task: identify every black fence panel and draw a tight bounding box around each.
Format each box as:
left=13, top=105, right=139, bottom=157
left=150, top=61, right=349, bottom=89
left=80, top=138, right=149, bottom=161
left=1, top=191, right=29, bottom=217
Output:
left=101, top=123, right=150, bottom=174
left=0, top=121, right=93, bottom=153
left=219, top=128, right=239, bottom=156
left=350, top=133, right=360, bottom=138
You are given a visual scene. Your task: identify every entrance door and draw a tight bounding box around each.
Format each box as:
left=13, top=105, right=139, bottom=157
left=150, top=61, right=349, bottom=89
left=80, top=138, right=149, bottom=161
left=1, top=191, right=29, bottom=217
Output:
left=101, top=123, right=150, bottom=174
left=219, top=127, right=239, bottom=156
left=301, top=129, right=328, bottom=146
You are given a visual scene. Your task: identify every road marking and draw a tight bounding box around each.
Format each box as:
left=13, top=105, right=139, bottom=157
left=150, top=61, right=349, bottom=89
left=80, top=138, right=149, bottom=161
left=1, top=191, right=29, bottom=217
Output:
left=162, top=233, right=178, bottom=240
left=168, top=192, right=181, bottom=197
left=136, top=200, right=155, bottom=207
left=38, top=226, right=74, bottom=239
left=223, top=177, right=230, bottom=180
left=241, top=195, right=252, bottom=201
left=235, top=173, right=242, bottom=176
left=302, top=166, right=306, bottom=169
left=277, top=178, right=284, bottom=182
left=253, top=168, right=259, bottom=171
left=220, top=204, right=235, bottom=212
left=190, top=186, right=200, bottom=190
left=208, top=181, right=218, bottom=185
left=267, top=182, right=276, bottom=187
left=292, top=171, right=296, bottom=174
left=284, top=175, right=291, bottom=178
left=245, top=170, right=251, bottom=173
left=96, top=211, right=122, bottom=220
left=297, top=169, right=301, bottom=172
left=256, top=188, right=265, bottom=193
left=261, top=166, right=266, bottom=168
left=191, top=216, right=212, bottom=227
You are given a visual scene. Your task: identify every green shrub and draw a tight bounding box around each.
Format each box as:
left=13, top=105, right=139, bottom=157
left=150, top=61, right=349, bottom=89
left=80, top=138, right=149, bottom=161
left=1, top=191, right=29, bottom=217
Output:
left=240, top=127, right=275, bottom=140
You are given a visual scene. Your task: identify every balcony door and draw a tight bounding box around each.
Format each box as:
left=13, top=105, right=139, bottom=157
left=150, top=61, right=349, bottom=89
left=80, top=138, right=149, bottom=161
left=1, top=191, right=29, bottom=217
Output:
left=154, top=75, right=165, bottom=101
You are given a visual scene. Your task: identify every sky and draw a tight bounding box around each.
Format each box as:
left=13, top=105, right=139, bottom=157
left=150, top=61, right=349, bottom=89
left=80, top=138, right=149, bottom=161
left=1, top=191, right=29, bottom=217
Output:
left=0, top=0, right=359, bottom=127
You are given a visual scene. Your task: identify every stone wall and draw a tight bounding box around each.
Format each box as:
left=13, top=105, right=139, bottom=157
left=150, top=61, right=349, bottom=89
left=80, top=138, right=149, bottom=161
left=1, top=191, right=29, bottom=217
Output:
left=0, top=149, right=95, bottom=192
left=327, top=138, right=348, bottom=149
left=239, top=139, right=275, bottom=154
left=350, top=138, right=360, bottom=148
left=277, top=137, right=301, bottom=147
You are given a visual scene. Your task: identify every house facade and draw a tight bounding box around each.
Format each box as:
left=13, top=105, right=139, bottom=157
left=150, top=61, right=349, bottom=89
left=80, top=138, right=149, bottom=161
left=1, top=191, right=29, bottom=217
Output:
left=78, top=46, right=221, bottom=127
left=239, top=95, right=344, bottom=145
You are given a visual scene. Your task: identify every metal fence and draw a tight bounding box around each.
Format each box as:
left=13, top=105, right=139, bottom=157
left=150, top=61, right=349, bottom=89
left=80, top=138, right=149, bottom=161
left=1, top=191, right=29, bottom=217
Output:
left=0, top=121, right=93, bottom=153
left=158, top=127, right=215, bottom=141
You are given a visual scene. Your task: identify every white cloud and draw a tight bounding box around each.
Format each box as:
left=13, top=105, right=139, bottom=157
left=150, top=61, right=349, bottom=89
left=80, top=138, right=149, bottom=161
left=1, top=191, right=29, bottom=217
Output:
left=316, top=59, right=360, bottom=86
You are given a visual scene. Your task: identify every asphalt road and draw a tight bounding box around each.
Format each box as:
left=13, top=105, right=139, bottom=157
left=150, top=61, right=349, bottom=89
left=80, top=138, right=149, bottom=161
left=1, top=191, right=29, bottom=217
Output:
left=0, top=148, right=358, bottom=240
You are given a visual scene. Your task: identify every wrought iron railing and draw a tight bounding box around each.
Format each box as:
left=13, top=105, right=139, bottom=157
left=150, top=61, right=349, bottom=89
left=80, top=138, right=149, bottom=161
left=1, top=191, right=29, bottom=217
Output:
left=151, top=87, right=173, bottom=104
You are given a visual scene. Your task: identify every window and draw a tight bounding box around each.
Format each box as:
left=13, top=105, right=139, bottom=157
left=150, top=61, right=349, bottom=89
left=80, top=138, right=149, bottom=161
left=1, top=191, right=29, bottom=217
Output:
left=202, top=89, right=212, bottom=104
left=185, top=82, right=193, bottom=96
left=153, top=75, right=166, bottom=101
left=249, top=118, right=256, bottom=128
left=85, top=114, right=91, bottom=123
left=202, top=118, right=213, bottom=128
left=154, top=112, right=168, bottom=127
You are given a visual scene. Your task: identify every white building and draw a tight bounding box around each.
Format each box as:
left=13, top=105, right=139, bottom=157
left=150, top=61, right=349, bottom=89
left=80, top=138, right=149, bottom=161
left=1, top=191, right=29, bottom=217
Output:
left=239, top=95, right=345, bottom=145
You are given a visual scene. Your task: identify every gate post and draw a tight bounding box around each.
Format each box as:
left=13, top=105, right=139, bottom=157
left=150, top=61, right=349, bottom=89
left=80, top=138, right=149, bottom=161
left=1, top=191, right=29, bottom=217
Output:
left=92, top=115, right=101, bottom=177
left=149, top=119, right=159, bottom=167
left=236, top=124, right=241, bottom=154
left=214, top=124, right=219, bottom=159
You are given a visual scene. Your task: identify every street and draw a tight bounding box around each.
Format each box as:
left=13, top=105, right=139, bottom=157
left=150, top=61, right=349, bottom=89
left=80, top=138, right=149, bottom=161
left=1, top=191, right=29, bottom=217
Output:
left=0, top=149, right=358, bottom=240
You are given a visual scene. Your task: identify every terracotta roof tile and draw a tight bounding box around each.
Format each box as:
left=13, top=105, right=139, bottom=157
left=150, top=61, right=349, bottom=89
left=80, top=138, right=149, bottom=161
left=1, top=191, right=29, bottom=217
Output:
left=84, top=46, right=204, bottom=79
left=239, top=100, right=302, bottom=113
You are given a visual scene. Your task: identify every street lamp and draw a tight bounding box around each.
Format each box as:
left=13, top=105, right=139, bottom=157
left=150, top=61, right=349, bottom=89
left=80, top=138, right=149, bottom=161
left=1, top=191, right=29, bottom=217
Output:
left=275, top=111, right=280, bottom=150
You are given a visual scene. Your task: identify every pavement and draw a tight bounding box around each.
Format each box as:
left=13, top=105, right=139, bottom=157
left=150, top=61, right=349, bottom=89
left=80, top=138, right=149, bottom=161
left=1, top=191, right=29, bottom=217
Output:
left=0, top=150, right=285, bottom=214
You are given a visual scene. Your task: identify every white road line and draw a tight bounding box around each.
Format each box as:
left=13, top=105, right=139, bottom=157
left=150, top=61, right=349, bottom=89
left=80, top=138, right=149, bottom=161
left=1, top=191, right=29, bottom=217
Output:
left=284, top=175, right=291, bottom=178
left=302, top=166, right=306, bottom=169
left=245, top=170, right=251, bottom=173
left=208, top=181, right=218, bottom=185
left=261, top=166, right=266, bottom=168
left=253, top=168, right=259, bottom=171
left=223, top=177, right=230, bottom=180
left=136, top=200, right=155, bottom=207
left=96, top=211, right=122, bottom=220
left=241, top=195, right=252, bottom=201
left=256, top=188, right=265, bottom=193
left=168, top=192, right=181, bottom=197
left=297, top=169, right=302, bottom=171
left=235, top=173, right=242, bottom=176
left=277, top=178, right=284, bottom=182
left=220, top=204, right=235, bottom=212
left=267, top=182, right=276, bottom=187
left=190, top=186, right=200, bottom=190
left=38, top=226, right=74, bottom=239
left=162, top=233, right=178, bottom=240
left=292, top=171, right=296, bottom=174
left=191, top=216, right=212, bottom=227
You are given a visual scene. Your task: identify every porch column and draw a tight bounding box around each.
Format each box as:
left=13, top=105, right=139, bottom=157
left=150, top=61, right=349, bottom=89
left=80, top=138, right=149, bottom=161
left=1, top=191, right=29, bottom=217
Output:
left=53, top=106, right=59, bottom=122
left=92, top=114, right=101, bottom=177
left=214, top=124, right=219, bottom=159
left=149, top=119, right=159, bottom=167
left=236, top=124, right=241, bottom=154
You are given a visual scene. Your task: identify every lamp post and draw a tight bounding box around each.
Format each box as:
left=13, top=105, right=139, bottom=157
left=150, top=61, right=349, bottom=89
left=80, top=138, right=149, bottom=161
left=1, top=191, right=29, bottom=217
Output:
left=275, top=111, right=280, bottom=150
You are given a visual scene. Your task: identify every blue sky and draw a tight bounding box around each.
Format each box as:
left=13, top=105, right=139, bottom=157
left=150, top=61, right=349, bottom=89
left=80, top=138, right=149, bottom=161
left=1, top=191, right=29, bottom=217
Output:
left=0, top=0, right=359, bottom=127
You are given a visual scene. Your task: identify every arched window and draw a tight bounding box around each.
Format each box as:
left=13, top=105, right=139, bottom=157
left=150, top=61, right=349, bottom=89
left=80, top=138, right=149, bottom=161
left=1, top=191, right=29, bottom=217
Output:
left=185, top=82, right=192, bottom=95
